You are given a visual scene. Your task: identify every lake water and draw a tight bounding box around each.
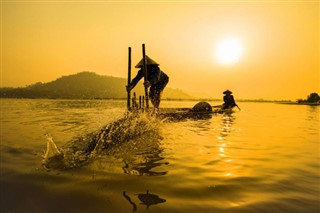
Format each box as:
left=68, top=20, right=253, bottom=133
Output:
left=0, top=99, right=319, bottom=213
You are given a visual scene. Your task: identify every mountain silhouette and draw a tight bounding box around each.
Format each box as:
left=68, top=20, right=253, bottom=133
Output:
left=0, top=72, right=193, bottom=100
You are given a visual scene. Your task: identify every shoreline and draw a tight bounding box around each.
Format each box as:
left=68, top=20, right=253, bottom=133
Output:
left=277, top=102, right=320, bottom=106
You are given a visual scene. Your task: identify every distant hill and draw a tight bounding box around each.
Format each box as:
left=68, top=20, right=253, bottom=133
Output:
left=0, top=72, right=194, bottom=100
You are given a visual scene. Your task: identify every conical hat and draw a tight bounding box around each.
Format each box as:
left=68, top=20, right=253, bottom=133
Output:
left=135, top=55, right=159, bottom=68
left=223, top=90, right=232, bottom=94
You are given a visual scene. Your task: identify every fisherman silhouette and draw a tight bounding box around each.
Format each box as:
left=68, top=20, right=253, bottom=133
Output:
left=126, top=56, right=169, bottom=110
left=222, top=90, right=238, bottom=110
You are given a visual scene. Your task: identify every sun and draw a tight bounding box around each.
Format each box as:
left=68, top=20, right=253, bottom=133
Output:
left=215, top=38, right=243, bottom=65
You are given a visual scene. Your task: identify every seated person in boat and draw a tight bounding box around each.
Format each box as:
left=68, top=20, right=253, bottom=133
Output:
left=222, top=90, right=237, bottom=109
left=126, top=56, right=169, bottom=109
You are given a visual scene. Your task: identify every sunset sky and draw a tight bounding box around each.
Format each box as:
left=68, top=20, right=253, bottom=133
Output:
left=1, top=1, right=319, bottom=100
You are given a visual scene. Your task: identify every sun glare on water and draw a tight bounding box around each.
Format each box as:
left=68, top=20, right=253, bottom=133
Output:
left=215, top=38, right=244, bottom=65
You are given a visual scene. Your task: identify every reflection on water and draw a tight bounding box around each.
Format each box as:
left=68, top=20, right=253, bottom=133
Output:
left=123, top=190, right=166, bottom=212
left=217, top=113, right=236, bottom=177
left=122, top=151, right=168, bottom=176
left=220, top=113, right=235, bottom=138
left=109, top=130, right=169, bottom=176
left=189, top=119, right=212, bottom=135
left=136, top=190, right=166, bottom=209
left=123, top=191, right=137, bottom=212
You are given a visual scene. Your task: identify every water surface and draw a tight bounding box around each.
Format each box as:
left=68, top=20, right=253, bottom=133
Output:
left=1, top=99, right=319, bottom=212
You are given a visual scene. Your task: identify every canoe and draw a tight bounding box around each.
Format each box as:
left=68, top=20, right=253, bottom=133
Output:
left=157, top=104, right=234, bottom=121
left=129, top=102, right=235, bottom=121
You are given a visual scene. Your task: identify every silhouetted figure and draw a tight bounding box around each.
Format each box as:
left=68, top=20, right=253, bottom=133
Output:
left=126, top=56, right=169, bottom=109
left=222, top=90, right=237, bottom=110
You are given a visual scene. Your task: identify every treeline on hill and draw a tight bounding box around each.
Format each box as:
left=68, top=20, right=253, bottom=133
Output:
left=0, top=72, right=194, bottom=100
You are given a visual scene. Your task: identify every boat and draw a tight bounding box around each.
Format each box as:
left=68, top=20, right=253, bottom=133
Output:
left=127, top=101, right=235, bottom=121
left=156, top=102, right=234, bottom=121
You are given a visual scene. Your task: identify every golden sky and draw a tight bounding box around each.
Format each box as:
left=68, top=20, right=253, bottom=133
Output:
left=1, top=0, right=319, bottom=100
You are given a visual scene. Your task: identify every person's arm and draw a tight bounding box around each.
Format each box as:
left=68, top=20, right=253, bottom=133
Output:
left=231, top=96, right=237, bottom=106
left=128, top=69, right=143, bottom=90
left=231, top=95, right=241, bottom=110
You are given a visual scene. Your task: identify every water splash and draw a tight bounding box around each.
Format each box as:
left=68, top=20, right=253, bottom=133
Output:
left=44, top=136, right=61, bottom=158
left=43, top=112, right=163, bottom=170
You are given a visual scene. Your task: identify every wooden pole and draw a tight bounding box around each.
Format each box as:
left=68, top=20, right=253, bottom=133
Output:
left=132, top=92, right=137, bottom=110
left=142, top=44, right=149, bottom=109
left=142, top=96, right=145, bottom=110
left=127, top=47, right=131, bottom=111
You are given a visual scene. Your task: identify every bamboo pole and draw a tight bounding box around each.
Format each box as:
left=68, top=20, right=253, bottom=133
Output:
left=132, top=92, right=136, bottom=110
left=142, top=96, right=145, bottom=110
left=127, top=47, right=132, bottom=111
left=142, top=44, right=149, bottom=109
